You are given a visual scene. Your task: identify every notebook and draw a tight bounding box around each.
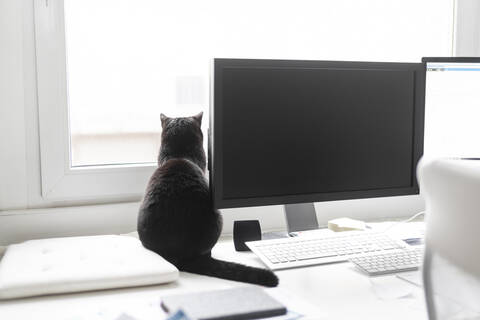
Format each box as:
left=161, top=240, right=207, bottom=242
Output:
left=161, top=286, right=287, bottom=320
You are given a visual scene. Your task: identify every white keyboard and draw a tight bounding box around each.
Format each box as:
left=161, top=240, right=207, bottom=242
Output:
left=350, top=246, right=423, bottom=276
left=246, top=231, right=407, bottom=270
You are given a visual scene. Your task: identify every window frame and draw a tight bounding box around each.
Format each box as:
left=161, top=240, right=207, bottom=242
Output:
left=33, top=0, right=467, bottom=202
left=34, top=0, right=156, bottom=201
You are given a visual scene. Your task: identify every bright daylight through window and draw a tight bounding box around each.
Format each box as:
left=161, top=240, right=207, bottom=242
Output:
left=64, top=0, right=454, bottom=167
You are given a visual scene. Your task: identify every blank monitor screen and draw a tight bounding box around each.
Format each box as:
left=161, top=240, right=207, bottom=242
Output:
left=211, top=59, right=425, bottom=209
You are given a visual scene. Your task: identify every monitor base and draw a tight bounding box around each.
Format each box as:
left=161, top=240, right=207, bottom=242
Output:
left=284, top=203, right=319, bottom=234
left=261, top=231, right=290, bottom=240
left=260, top=203, right=320, bottom=240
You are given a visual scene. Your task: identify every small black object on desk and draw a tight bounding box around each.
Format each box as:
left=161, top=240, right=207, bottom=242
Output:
left=233, top=220, right=262, bottom=251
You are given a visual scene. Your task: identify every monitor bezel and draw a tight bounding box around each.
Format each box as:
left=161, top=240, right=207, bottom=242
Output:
left=422, top=57, right=480, bottom=73
left=422, top=57, right=480, bottom=63
left=210, top=58, right=425, bottom=209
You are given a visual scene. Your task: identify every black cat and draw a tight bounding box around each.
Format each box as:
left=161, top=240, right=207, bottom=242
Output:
left=137, top=112, right=278, bottom=287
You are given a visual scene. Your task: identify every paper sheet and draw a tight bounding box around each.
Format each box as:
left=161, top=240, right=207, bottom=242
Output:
left=265, top=287, right=326, bottom=319
left=396, top=271, right=423, bottom=288
left=64, top=287, right=325, bottom=320
left=369, top=276, right=415, bottom=300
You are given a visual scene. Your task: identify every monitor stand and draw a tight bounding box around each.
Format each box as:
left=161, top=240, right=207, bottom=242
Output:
left=262, top=203, right=319, bottom=239
left=284, top=203, right=319, bottom=234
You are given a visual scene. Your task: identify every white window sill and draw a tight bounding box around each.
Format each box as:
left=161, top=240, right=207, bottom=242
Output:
left=0, top=195, right=424, bottom=246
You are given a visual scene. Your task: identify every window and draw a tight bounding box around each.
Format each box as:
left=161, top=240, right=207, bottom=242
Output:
left=34, top=0, right=455, bottom=201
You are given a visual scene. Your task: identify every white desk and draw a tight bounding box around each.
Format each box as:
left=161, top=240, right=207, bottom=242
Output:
left=0, top=228, right=427, bottom=320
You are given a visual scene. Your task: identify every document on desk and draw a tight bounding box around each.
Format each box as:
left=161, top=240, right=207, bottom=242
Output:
left=370, top=276, right=416, bottom=300
left=265, top=288, right=326, bottom=320
left=130, top=287, right=322, bottom=320
left=396, top=271, right=422, bottom=288
left=65, top=287, right=324, bottom=320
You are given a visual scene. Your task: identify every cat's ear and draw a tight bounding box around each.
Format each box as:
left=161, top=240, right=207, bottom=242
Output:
left=160, top=113, right=169, bottom=128
left=192, top=112, right=203, bottom=126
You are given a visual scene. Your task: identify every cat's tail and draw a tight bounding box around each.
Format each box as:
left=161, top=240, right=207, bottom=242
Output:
left=179, top=255, right=279, bottom=287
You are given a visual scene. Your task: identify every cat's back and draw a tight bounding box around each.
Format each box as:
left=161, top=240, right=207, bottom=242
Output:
left=142, top=158, right=208, bottom=205
left=138, top=157, right=219, bottom=261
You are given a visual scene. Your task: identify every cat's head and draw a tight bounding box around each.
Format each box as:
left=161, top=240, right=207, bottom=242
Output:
left=160, top=112, right=203, bottom=142
left=159, top=112, right=205, bottom=165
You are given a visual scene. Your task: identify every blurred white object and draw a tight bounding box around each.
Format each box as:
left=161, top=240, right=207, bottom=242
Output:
left=327, top=217, right=366, bottom=232
left=418, top=158, right=480, bottom=319
left=0, top=235, right=178, bottom=299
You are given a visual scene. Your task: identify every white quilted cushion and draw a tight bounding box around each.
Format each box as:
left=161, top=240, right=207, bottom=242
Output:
left=0, top=235, right=178, bottom=300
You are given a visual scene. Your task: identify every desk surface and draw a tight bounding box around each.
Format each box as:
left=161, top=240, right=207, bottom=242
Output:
left=0, top=225, right=427, bottom=320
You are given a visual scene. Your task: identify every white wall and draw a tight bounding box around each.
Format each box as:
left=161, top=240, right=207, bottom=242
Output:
left=1, top=0, right=476, bottom=245
left=0, top=0, right=29, bottom=210
left=0, top=0, right=47, bottom=212
left=454, top=0, right=480, bottom=56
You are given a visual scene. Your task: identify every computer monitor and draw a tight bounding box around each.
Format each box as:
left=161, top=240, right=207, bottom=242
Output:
left=209, top=58, right=425, bottom=232
left=423, top=57, right=480, bottom=158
